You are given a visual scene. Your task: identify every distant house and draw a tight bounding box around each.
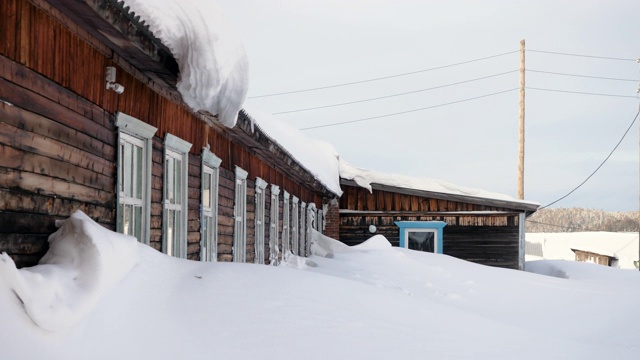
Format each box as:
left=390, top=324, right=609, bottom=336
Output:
left=571, top=248, right=618, bottom=267
left=0, top=0, right=339, bottom=267
left=333, top=162, right=539, bottom=270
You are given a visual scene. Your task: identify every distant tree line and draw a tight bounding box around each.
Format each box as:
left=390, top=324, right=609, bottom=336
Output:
left=526, top=207, right=639, bottom=233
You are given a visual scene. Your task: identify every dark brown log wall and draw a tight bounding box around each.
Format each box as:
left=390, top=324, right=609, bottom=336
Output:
left=340, top=213, right=520, bottom=269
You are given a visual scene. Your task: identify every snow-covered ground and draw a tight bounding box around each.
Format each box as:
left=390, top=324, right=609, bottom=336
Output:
left=527, top=232, right=639, bottom=270
left=1, top=211, right=639, bottom=359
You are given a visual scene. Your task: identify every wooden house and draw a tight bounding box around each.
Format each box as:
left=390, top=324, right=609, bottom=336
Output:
left=0, top=0, right=339, bottom=267
left=335, top=166, right=540, bottom=270
left=571, top=248, right=618, bottom=267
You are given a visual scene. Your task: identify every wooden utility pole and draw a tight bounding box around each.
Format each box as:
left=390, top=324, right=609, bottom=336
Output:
left=517, top=40, right=526, bottom=200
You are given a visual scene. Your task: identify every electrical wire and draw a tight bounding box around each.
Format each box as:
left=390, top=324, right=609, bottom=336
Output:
left=249, top=50, right=519, bottom=99
left=273, top=70, right=518, bottom=115
left=527, top=87, right=637, bottom=99
left=527, top=69, right=637, bottom=82
left=525, top=219, right=602, bottom=232
left=299, top=88, right=518, bottom=131
left=527, top=49, right=636, bottom=62
left=540, top=107, right=640, bottom=210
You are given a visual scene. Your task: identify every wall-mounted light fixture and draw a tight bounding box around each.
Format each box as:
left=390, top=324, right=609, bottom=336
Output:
left=106, top=66, right=125, bottom=94
left=368, top=224, right=377, bottom=234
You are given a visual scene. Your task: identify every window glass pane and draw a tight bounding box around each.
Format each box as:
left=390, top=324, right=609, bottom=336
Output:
left=202, top=216, right=210, bottom=260
left=123, top=204, right=132, bottom=235
left=124, top=142, right=133, bottom=197
left=134, top=206, right=142, bottom=241
left=119, top=143, right=125, bottom=193
left=166, top=157, right=174, bottom=204
left=117, top=203, right=124, bottom=233
left=203, top=172, right=211, bottom=209
left=408, top=232, right=435, bottom=252
left=175, top=158, right=182, bottom=205
left=167, top=210, right=174, bottom=256
left=175, top=210, right=182, bottom=256
left=134, top=144, right=143, bottom=200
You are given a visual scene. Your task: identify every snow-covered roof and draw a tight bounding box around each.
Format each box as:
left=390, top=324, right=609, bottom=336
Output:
left=124, top=0, right=249, bottom=127
left=340, top=160, right=540, bottom=208
left=243, top=105, right=342, bottom=197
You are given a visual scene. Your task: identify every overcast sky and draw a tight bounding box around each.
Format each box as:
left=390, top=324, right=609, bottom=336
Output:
left=218, top=0, right=640, bottom=212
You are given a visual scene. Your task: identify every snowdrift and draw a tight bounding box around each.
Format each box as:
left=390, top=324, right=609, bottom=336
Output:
left=0, top=211, right=139, bottom=331
left=1, top=211, right=639, bottom=359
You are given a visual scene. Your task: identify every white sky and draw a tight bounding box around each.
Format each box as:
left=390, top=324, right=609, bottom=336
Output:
left=217, top=0, right=640, bottom=211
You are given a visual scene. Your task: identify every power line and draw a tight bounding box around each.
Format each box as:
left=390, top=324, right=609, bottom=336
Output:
left=300, top=88, right=518, bottom=131
left=527, top=69, right=638, bottom=82
left=540, top=107, right=640, bottom=210
left=527, top=49, right=637, bottom=62
left=273, top=70, right=518, bottom=115
left=249, top=50, right=519, bottom=99
left=525, top=219, right=601, bottom=232
left=527, top=87, right=638, bottom=99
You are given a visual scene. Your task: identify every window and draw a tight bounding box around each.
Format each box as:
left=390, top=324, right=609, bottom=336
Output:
left=291, top=196, right=299, bottom=256
left=395, top=221, right=447, bottom=254
left=254, top=178, right=268, bottom=264
left=306, top=203, right=316, bottom=256
left=317, top=204, right=326, bottom=233
left=299, top=202, right=306, bottom=257
left=282, top=191, right=290, bottom=258
left=233, top=166, right=248, bottom=262
left=115, top=113, right=156, bottom=245
left=201, top=148, right=221, bottom=262
left=269, top=185, right=280, bottom=265
left=163, top=134, right=192, bottom=258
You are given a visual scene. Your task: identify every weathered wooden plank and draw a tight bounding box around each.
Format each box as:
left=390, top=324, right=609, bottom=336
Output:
left=0, top=211, right=59, bottom=234
left=0, top=122, right=114, bottom=177
left=0, top=144, right=114, bottom=192
left=0, top=0, right=19, bottom=59
left=0, top=98, right=114, bottom=159
left=0, top=233, right=49, bottom=255
left=0, top=168, right=114, bottom=206
left=0, top=189, right=114, bottom=223
left=0, top=76, right=114, bottom=145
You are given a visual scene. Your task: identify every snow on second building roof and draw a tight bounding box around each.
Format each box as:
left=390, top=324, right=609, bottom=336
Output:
left=123, top=0, right=249, bottom=127
left=340, top=160, right=539, bottom=207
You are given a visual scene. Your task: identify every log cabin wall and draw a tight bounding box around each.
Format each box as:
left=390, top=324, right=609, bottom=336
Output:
left=0, top=0, right=326, bottom=267
left=339, top=184, right=523, bottom=269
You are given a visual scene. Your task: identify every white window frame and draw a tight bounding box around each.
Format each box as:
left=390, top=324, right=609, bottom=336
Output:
left=291, top=196, right=299, bottom=256
left=269, top=185, right=280, bottom=265
left=201, top=148, right=221, bottom=262
left=233, top=166, right=248, bottom=263
left=163, top=133, right=192, bottom=259
left=115, top=113, right=156, bottom=245
left=282, top=191, right=290, bottom=258
left=254, top=178, right=268, bottom=264
left=299, top=202, right=307, bottom=257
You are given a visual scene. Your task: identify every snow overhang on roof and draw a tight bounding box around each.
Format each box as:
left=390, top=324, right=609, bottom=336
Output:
left=340, top=160, right=540, bottom=213
left=61, top=0, right=249, bottom=127
left=121, top=0, right=249, bottom=127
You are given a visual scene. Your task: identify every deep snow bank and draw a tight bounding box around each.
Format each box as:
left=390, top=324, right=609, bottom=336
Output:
left=0, top=211, right=139, bottom=331
left=123, top=0, right=249, bottom=127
